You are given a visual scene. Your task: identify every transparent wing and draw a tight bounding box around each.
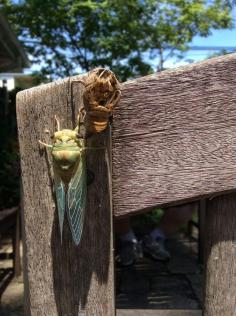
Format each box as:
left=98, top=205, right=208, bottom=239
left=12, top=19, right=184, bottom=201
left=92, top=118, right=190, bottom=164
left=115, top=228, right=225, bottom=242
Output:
left=54, top=169, right=66, bottom=242
left=67, top=152, right=87, bottom=246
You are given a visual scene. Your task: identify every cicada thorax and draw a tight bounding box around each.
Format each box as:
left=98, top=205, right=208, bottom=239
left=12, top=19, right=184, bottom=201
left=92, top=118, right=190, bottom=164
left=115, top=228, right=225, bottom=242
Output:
left=83, top=94, right=112, bottom=134
left=52, top=151, right=81, bottom=185
left=81, top=68, right=121, bottom=136
left=51, top=129, right=84, bottom=185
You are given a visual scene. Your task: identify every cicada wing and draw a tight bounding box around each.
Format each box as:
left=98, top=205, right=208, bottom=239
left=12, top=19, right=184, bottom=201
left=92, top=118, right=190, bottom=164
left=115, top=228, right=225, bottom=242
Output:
left=67, top=153, right=87, bottom=246
left=53, top=169, right=66, bottom=242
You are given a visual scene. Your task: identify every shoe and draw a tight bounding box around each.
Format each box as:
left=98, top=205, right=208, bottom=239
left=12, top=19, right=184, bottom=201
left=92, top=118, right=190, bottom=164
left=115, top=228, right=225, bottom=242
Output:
left=116, top=240, right=143, bottom=266
left=142, top=235, right=171, bottom=261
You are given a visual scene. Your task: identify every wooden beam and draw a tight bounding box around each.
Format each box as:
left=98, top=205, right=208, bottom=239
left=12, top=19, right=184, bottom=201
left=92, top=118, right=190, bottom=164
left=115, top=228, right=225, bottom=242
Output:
left=204, top=193, right=236, bottom=316
left=17, top=77, right=114, bottom=315
left=112, top=53, right=236, bottom=216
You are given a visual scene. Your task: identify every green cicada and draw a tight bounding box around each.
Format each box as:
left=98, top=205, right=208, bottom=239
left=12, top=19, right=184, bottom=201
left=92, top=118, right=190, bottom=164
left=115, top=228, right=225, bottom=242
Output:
left=39, top=115, right=86, bottom=246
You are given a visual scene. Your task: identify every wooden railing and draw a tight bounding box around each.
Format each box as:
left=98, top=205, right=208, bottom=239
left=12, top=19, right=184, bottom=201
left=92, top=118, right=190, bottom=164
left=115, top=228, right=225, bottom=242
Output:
left=17, top=53, right=236, bottom=316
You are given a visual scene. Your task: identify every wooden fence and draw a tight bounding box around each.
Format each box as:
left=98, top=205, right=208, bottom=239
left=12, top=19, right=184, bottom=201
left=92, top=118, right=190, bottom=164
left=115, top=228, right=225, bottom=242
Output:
left=17, top=53, right=236, bottom=316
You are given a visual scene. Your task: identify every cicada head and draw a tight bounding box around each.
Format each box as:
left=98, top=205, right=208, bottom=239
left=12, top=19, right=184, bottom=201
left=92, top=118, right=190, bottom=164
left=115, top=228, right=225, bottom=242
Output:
left=84, top=68, right=120, bottom=110
left=52, top=129, right=83, bottom=183
left=90, top=77, right=114, bottom=106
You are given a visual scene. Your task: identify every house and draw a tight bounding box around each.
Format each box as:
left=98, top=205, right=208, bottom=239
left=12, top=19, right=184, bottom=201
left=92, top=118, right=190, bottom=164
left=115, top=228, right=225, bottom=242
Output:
left=0, top=12, right=29, bottom=73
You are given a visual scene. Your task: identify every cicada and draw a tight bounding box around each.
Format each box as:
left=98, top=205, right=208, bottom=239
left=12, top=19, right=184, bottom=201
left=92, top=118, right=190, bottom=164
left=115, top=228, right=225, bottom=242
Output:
left=73, top=68, right=121, bottom=137
left=39, top=115, right=86, bottom=246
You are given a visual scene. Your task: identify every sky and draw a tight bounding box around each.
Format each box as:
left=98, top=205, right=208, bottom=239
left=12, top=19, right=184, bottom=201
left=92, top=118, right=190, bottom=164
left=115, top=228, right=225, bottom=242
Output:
left=163, top=27, right=236, bottom=68
left=164, top=8, right=236, bottom=68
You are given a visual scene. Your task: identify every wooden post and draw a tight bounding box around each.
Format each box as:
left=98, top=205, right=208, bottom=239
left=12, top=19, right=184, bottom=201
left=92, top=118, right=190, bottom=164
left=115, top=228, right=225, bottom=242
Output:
left=16, top=77, right=114, bottom=315
left=204, top=193, right=236, bottom=316
left=13, top=207, right=21, bottom=277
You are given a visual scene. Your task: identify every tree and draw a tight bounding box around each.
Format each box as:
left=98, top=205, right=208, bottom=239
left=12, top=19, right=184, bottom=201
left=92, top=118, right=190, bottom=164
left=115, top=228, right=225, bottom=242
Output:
left=1, top=0, right=234, bottom=81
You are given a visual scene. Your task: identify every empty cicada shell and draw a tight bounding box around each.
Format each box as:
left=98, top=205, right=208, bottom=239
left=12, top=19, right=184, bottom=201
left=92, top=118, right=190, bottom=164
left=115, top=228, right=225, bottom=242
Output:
left=81, top=68, right=121, bottom=136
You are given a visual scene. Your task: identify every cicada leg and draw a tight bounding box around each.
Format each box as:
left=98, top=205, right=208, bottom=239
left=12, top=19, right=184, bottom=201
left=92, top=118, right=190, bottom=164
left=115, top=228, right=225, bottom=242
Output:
left=105, top=89, right=121, bottom=111
left=83, top=146, right=106, bottom=150
left=98, top=68, right=109, bottom=78
left=39, top=114, right=61, bottom=147
left=54, top=115, right=61, bottom=131
left=78, top=107, right=86, bottom=129
left=75, top=107, right=85, bottom=137
left=38, top=140, right=53, bottom=148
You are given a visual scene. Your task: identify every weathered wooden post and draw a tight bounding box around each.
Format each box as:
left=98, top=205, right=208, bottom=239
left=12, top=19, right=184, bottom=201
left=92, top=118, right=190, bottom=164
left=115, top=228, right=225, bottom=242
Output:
left=17, top=72, right=116, bottom=315
left=204, top=194, right=236, bottom=316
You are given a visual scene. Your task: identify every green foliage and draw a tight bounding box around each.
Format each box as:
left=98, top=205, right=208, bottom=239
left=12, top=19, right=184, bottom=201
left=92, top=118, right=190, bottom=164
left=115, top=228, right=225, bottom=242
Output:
left=1, top=0, right=234, bottom=80
left=132, top=208, right=165, bottom=235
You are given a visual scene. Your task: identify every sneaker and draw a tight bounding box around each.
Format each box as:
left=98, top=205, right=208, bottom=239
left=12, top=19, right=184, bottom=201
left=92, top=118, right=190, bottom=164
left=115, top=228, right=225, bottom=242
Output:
left=116, top=240, right=143, bottom=266
left=142, top=236, right=171, bottom=261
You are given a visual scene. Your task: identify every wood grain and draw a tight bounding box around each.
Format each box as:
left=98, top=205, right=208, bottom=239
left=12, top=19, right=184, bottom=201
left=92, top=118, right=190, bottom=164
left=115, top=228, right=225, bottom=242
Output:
left=204, top=193, right=236, bottom=316
left=112, top=53, right=236, bottom=216
left=17, top=76, right=114, bottom=315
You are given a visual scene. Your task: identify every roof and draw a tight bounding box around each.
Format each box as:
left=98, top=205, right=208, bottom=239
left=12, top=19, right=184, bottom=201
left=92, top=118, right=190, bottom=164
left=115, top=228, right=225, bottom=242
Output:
left=0, top=12, right=30, bottom=72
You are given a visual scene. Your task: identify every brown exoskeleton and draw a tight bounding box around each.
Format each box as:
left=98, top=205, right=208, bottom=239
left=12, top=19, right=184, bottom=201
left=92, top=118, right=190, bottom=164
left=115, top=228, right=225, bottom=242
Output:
left=72, top=68, right=121, bottom=137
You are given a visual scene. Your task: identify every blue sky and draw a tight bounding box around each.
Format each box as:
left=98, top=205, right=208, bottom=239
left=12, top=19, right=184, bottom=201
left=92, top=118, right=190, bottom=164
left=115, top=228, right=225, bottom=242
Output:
left=164, top=8, right=236, bottom=68
left=163, top=28, right=236, bottom=68
left=190, top=28, right=236, bottom=58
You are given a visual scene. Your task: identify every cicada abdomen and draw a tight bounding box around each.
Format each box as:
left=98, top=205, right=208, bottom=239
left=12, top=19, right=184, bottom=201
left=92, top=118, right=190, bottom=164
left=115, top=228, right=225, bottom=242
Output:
left=78, top=68, right=121, bottom=136
left=39, top=116, right=86, bottom=246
